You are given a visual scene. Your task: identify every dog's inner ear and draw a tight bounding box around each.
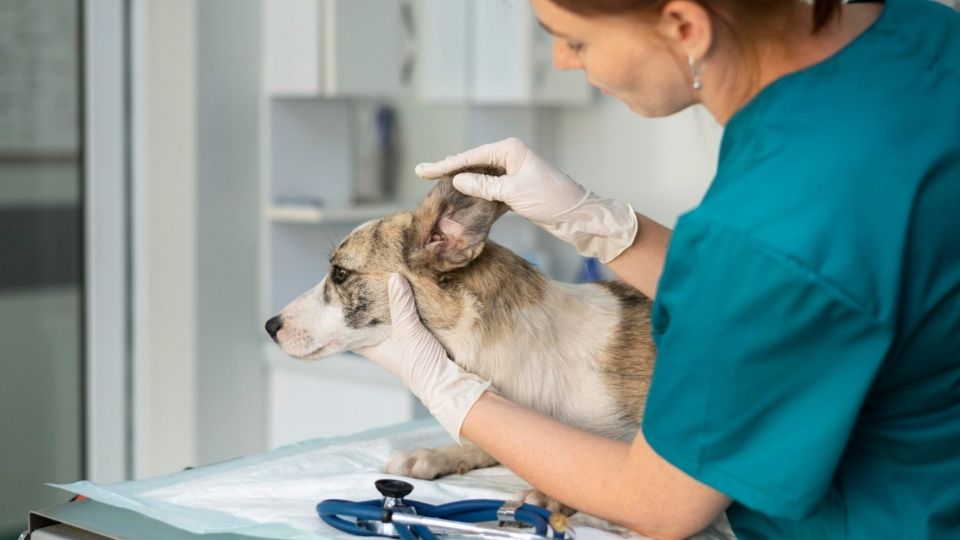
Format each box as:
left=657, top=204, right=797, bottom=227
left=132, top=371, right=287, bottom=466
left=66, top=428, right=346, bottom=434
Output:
left=410, top=166, right=507, bottom=273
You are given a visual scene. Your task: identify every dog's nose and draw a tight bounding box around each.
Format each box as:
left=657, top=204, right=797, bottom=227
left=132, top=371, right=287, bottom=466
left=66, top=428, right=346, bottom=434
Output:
left=265, top=315, right=283, bottom=342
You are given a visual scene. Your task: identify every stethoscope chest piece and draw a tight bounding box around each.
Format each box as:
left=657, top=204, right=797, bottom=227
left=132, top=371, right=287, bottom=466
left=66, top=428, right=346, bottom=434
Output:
left=358, top=479, right=418, bottom=537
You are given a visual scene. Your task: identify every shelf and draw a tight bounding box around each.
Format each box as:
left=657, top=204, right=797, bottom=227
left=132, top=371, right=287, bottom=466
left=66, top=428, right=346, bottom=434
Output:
left=268, top=203, right=404, bottom=224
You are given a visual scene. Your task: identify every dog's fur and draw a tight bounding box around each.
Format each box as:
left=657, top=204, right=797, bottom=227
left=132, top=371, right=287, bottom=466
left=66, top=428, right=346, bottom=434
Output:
left=268, top=168, right=656, bottom=505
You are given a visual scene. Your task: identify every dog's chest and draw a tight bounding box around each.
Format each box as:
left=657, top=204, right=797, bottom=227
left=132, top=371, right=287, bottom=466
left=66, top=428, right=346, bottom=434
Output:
left=471, top=342, right=637, bottom=438
left=443, top=285, right=640, bottom=439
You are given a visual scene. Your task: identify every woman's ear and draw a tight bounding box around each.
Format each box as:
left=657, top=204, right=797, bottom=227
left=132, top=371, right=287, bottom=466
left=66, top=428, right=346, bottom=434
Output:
left=657, top=0, right=713, bottom=61
left=407, top=171, right=507, bottom=273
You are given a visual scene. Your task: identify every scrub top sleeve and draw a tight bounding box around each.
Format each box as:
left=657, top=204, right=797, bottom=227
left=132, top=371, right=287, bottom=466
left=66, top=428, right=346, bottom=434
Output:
left=642, top=218, right=890, bottom=520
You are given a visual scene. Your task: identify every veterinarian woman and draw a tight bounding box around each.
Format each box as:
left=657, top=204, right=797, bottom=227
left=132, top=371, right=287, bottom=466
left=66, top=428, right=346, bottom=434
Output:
left=360, top=0, right=960, bottom=537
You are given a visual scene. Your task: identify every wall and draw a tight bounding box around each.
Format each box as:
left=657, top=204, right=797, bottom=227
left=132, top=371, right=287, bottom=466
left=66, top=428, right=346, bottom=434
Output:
left=132, top=0, right=267, bottom=475
left=539, top=97, right=723, bottom=229
left=132, top=0, right=198, bottom=478
left=540, top=100, right=723, bottom=281
left=196, top=0, right=265, bottom=466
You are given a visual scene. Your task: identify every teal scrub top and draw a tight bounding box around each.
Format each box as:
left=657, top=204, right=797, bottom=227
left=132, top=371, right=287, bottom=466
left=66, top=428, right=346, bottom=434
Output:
left=641, top=0, right=960, bottom=537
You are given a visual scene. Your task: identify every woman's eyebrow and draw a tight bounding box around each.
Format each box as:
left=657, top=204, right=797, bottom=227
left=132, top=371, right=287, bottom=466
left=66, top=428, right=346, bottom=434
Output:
left=537, top=19, right=570, bottom=39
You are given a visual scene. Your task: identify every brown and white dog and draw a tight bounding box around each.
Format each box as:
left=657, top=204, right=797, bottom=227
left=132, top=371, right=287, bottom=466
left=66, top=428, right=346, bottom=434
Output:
left=265, top=167, right=656, bottom=501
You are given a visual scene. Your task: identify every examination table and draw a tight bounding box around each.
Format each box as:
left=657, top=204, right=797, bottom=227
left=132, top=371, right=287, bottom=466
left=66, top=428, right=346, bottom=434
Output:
left=24, top=420, right=734, bottom=540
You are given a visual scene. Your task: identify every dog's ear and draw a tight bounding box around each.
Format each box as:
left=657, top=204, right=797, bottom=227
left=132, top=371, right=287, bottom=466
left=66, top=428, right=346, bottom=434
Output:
left=407, top=166, right=508, bottom=273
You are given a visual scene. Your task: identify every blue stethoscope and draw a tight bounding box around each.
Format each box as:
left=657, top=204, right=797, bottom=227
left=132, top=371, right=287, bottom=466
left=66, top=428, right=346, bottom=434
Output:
left=317, top=479, right=575, bottom=540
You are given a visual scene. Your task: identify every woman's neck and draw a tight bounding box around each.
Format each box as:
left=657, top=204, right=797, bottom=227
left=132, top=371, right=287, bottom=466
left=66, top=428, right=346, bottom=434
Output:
left=702, top=2, right=883, bottom=126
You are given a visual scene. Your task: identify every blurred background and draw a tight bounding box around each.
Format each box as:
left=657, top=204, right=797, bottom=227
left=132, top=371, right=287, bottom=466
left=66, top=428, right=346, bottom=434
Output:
left=5, top=0, right=952, bottom=536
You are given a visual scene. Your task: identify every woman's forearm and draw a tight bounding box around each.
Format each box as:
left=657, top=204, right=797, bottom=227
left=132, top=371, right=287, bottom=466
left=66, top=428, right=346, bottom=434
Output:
left=460, top=392, right=729, bottom=539
left=607, top=213, right=672, bottom=299
left=462, top=392, right=633, bottom=521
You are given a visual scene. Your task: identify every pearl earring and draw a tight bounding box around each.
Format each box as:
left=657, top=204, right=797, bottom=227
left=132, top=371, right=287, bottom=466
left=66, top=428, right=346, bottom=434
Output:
left=688, top=53, right=705, bottom=91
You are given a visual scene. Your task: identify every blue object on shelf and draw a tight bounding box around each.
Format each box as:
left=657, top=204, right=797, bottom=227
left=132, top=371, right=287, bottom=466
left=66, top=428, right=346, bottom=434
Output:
left=576, top=257, right=604, bottom=283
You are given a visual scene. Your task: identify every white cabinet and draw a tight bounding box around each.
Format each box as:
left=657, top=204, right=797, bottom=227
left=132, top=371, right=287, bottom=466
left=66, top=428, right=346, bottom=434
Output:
left=264, top=0, right=416, bottom=97
left=419, top=0, right=593, bottom=104
left=266, top=346, right=416, bottom=448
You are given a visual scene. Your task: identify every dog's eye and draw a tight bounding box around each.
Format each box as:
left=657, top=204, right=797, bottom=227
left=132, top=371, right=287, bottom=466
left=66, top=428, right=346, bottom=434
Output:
left=331, top=265, right=350, bottom=285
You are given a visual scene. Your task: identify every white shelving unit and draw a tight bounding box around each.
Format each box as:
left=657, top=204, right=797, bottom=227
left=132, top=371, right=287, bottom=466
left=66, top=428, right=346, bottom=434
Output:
left=260, top=1, right=421, bottom=447
left=258, top=0, right=593, bottom=447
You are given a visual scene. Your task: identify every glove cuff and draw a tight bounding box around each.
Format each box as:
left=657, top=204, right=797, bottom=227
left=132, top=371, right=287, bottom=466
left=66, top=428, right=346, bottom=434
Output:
left=423, top=369, right=492, bottom=444
left=539, top=195, right=639, bottom=263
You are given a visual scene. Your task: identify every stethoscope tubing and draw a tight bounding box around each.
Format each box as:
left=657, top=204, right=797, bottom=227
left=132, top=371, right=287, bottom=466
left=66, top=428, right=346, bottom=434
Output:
left=391, top=514, right=549, bottom=540
left=317, top=499, right=387, bottom=536
left=316, top=497, right=564, bottom=539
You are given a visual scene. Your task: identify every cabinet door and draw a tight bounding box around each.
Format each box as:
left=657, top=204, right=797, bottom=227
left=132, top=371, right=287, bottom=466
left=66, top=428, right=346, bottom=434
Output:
left=424, top=0, right=591, bottom=104
left=470, top=0, right=531, bottom=103
left=332, top=0, right=415, bottom=96
left=264, top=0, right=321, bottom=96
left=264, top=0, right=414, bottom=97
left=418, top=0, right=470, bottom=102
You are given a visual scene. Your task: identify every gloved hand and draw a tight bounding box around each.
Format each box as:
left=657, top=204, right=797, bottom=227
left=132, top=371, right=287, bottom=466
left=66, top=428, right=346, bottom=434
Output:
left=415, top=137, right=638, bottom=263
left=357, top=273, right=491, bottom=442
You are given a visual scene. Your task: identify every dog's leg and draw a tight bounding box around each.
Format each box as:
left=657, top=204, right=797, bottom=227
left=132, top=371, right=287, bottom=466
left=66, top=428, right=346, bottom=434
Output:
left=516, top=489, right=577, bottom=516
left=385, top=443, right=498, bottom=479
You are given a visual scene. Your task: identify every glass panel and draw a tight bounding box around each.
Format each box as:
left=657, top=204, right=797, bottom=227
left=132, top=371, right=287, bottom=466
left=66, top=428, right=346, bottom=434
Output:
left=0, top=0, right=84, bottom=535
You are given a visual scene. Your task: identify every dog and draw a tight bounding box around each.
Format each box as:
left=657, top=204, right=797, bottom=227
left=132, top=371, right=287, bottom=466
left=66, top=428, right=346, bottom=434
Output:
left=265, top=167, right=656, bottom=509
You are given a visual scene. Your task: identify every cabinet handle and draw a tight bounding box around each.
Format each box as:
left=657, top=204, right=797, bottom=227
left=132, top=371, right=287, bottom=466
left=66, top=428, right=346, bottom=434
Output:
left=400, top=0, right=418, bottom=86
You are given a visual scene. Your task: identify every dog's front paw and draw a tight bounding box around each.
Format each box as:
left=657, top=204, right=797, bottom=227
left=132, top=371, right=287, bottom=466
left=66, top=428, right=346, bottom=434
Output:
left=385, top=444, right=498, bottom=480
left=516, top=489, right=576, bottom=516
left=385, top=448, right=465, bottom=479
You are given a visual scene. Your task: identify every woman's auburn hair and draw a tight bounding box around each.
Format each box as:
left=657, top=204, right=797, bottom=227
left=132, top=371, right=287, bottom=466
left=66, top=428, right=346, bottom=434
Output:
left=547, top=0, right=843, bottom=36
left=547, top=0, right=843, bottom=96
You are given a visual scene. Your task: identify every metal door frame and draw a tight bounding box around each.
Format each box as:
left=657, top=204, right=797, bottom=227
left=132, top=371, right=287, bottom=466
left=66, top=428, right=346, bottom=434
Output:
left=84, top=0, right=131, bottom=483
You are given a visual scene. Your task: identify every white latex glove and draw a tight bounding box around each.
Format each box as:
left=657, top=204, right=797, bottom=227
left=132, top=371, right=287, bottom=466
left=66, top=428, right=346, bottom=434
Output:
left=357, top=273, right=491, bottom=443
left=415, top=137, right=638, bottom=263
